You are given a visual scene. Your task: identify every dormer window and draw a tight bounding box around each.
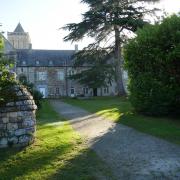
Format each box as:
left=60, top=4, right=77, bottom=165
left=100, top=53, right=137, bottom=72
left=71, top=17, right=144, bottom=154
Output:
left=22, top=61, right=26, bottom=65
left=49, top=60, right=53, bottom=66
left=36, top=60, right=40, bottom=65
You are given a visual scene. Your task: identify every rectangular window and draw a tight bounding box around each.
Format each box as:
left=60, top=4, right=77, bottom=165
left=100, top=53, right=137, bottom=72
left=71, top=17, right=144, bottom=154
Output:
left=56, top=88, right=60, bottom=94
left=83, top=87, right=89, bottom=94
left=49, top=88, right=54, bottom=95
left=104, top=87, right=109, bottom=94
left=37, top=71, right=47, bottom=81
left=57, top=71, right=65, bottom=81
left=68, top=69, right=75, bottom=76
left=71, top=88, right=75, bottom=94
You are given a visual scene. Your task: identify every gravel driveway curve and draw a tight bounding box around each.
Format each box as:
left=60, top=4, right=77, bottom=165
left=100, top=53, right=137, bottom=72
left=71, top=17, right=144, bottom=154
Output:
left=50, top=100, right=180, bottom=180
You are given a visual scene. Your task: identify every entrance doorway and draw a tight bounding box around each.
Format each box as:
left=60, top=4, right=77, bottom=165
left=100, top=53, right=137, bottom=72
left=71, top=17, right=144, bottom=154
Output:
left=39, top=87, right=46, bottom=98
left=93, top=88, right=97, bottom=96
left=70, top=87, right=75, bottom=97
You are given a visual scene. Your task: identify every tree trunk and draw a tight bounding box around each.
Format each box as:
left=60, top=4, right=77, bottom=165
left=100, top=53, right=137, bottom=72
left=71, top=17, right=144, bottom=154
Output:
left=65, top=60, right=68, bottom=96
left=100, top=87, right=103, bottom=96
left=114, top=25, right=126, bottom=96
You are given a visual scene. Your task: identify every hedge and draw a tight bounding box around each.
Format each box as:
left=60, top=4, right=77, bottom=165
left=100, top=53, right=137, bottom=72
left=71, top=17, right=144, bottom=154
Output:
left=124, top=14, right=180, bottom=116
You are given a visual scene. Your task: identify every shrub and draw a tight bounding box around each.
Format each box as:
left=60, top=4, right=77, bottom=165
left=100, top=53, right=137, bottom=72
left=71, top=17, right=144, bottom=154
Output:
left=0, top=36, right=21, bottom=106
left=32, top=90, right=43, bottom=108
left=124, top=14, right=180, bottom=116
left=0, top=35, right=43, bottom=108
left=19, top=75, right=43, bottom=108
left=0, top=37, right=18, bottom=106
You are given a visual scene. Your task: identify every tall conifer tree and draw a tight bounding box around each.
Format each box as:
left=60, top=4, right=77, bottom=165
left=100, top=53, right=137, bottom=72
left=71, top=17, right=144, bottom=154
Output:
left=63, top=0, right=160, bottom=95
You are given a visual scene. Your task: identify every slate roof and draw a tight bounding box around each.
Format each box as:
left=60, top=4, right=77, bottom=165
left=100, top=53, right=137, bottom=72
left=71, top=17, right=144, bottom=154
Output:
left=14, top=23, right=25, bottom=33
left=16, top=49, right=75, bottom=67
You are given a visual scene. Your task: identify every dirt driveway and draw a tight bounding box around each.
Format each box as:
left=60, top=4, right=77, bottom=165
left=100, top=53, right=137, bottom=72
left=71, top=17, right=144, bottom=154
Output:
left=50, top=100, right=180, bottom=180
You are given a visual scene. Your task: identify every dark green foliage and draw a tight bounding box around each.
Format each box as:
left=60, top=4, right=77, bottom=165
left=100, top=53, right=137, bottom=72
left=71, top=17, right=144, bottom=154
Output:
left=32, top=90, right=43, bottom=109
left=124, top=14, right=180, bottom=116
left=0, top=36, right=18, bottom=106
left=0, top=82, right=18, bottom=107
left=0, top=41, right=16, bottom=107
left=0, top=35, right=42, bottom=108
left=63, top=0, right=159, bottom=96
left=19, top=75, right=43, bottom=108
left=69, top=48, right=115, bottom=88
left=63, top=0, right=157, bottom=42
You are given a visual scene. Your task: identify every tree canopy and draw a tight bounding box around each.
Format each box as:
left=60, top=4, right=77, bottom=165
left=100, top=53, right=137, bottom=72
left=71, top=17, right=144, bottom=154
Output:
left=69, top=48, right=114, bottom=89
left=63, top=0, right=160, bottom=95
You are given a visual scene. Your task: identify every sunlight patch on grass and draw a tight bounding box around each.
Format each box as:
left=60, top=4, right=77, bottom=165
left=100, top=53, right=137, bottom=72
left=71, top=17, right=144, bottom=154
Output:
left=96, top=108, right=124, bottom=122
left=43, top=121, right=64, bottom=127
left=63, top=97, right=180, bottom=145
left=0, top=122, right=81, bottom=179
left=0, top=100, right=113, bottom=180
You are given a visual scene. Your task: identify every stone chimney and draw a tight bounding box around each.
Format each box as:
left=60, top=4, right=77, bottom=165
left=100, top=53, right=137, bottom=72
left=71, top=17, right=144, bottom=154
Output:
left=75, top=44, right=78, bottom=52
left=29, top=43, right=32, bottom=50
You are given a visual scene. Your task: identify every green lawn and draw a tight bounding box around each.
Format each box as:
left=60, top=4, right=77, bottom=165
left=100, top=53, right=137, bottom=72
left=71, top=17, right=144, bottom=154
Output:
left=0, top=100, right=113, bottom=180
left=63, top=97, right=180, bottom=145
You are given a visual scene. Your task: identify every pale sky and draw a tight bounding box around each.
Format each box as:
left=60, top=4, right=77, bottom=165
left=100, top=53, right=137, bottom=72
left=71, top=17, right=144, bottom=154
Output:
left=0, top=0, right=180, bottom=50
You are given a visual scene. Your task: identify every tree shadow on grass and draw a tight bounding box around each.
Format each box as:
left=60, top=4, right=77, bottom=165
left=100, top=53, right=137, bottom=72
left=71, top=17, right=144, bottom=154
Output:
left=118, top=112, right=180, bottom=144
left=0, top=125, right=75, bottom=179
left=46, top=112, right=180, bottom=180
left=64, top=115, right=180, bottom=180
left=47, top=99, right=180, bottom=179
left=48, top=148, right=115, bottom=180
left=0, top=146, right=23, bottom=162
left=0, top=110, right=113, bottom=179
left=94, top=105, right=180, bottom=145
left=0, top=132, right=113, bottom=180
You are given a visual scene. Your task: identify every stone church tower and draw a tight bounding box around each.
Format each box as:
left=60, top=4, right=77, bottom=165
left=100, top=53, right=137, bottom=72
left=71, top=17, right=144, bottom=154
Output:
left=7, top=23, right=32, bottom=49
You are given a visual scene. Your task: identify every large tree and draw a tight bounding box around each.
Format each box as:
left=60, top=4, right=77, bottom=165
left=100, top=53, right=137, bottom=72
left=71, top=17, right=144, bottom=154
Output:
left=69, top=47, right=115, bottom=94
left=63, top=0, right=159, bottom=95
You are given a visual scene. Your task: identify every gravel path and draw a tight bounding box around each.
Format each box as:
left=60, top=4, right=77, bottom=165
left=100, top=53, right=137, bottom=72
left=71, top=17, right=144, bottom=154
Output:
left=50, top=100, right=180, bottom=180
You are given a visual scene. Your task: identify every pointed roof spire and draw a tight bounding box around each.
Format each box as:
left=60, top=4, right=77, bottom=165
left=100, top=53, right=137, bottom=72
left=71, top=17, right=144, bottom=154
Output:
left=14, top=23, right=25, bottom=33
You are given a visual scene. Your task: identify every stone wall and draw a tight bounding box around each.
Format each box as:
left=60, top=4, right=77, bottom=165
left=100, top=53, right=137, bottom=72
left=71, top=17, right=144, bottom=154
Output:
left=0, top=85, right=37, bottom=148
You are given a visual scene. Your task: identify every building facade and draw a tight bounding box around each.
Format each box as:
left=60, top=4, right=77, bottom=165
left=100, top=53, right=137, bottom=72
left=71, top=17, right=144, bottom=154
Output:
left=5, top=23, right=127, bottom=98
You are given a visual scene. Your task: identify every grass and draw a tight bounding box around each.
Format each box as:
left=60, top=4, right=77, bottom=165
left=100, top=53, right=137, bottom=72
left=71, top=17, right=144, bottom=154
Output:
left=0, top=100, right=113, bottom=180
left=63, top=97, right=180, bottom=145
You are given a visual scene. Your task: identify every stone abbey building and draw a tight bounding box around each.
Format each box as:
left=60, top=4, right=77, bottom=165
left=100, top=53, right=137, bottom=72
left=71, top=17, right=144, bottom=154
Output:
left=4, top=23, right=127, bottom=98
